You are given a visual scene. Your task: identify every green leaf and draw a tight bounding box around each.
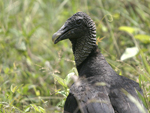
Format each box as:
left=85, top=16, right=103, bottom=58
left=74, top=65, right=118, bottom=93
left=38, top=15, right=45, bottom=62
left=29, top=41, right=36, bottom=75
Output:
left=36, top=90, right=40, bottom=96
left=15, top=41, right=26, bottom=51
left=134, top=34, right=150, bottom=44
left=4, top=67, right=10, bottom=74
left=56, top=99, right=65, bottom=107
left=113, top=13, right=120, bottom=19
left=95, top=82, right=107, bottom=86
left=140, top=51, right=150, bottom=75
left=57, top=90, right=67, bottom=97
left=120, top=47, right=139, bottom=61
left=72, top=67, right=78, bottom=76
left=38, top=106, right=46, bottom=113
left=65, top=72, right=74, bottom=85
left=11, top=84, right=17, bottom=93
left=136, top=90, right=148, bottom=109
left=24, top=107, right=30, bottom=112
left=119, top=26, right=138, bottom=34
left=30, top=104, right=40, bottom=112
left=30, top=104, right=45, bottom=113
left=52, top=74, right=67, bottom=87
left=127, top=93, right=147, bottom=113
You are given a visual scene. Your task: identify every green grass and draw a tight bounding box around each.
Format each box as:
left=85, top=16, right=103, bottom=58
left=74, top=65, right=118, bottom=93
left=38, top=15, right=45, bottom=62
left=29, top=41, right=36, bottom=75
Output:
left=0, top=0, right=150, bottom=112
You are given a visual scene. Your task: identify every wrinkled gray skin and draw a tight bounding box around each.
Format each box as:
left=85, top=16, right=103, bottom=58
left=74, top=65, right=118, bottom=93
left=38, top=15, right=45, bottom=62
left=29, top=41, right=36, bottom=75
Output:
left=52, top=12, right=147, bottom=113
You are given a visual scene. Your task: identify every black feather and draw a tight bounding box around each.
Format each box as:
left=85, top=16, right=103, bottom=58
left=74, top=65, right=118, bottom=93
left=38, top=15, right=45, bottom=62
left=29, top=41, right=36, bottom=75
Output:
left=52, top=12, right=147, bottom=113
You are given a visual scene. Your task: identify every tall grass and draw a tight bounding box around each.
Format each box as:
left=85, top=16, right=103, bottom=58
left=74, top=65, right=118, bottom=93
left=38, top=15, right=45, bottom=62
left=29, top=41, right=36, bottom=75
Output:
left=0, top=0, right=150, bottom=112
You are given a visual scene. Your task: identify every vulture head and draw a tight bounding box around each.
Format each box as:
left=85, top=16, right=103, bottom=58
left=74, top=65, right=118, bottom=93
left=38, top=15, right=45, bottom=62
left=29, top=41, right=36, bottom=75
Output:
left=52, top=12, right=97, bottom=66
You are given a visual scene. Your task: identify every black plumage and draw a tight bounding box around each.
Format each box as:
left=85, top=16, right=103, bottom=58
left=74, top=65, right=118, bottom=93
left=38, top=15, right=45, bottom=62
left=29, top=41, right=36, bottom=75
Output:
left=52, top=12, right=146, bottom=113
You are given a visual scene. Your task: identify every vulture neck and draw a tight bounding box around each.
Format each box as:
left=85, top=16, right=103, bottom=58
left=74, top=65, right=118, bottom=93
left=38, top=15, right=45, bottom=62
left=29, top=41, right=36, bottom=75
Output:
left=76, top=45, right=117, bottom=79
left=70, top=34, right=96, bottom=66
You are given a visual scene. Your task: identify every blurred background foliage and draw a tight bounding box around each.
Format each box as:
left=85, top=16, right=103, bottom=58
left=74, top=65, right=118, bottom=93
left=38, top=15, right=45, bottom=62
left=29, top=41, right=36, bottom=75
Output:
left=0, top=0, right=150, bottom=112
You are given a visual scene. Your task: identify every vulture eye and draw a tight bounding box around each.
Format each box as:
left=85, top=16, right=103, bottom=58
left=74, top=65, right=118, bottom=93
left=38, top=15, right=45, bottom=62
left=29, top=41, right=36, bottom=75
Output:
left=76, top=19, right=81, bottom=25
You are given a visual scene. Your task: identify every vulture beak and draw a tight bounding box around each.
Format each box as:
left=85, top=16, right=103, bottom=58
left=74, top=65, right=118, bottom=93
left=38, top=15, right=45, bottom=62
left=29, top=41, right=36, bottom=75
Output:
left=52, top=24, right=69, bottom=44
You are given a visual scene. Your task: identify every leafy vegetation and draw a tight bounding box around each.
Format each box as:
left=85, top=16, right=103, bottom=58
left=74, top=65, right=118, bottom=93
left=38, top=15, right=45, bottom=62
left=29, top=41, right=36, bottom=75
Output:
left=0, top=0, right=150, bottom=112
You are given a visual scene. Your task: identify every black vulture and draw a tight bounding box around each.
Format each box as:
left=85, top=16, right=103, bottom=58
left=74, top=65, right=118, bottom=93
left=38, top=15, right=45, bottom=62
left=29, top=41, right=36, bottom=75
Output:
left=52, top=12, right=147, bottom=113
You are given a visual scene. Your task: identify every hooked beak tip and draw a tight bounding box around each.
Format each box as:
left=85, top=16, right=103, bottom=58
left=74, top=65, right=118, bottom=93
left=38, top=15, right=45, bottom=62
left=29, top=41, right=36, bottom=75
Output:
left=52, top=32, right=61, bottom=44
left=52, top=24, right=67, bottom=44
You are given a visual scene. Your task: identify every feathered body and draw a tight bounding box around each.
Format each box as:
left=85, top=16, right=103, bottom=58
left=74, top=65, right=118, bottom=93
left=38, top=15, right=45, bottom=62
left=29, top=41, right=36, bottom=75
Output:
left=52, top=12, right=146, bottom=113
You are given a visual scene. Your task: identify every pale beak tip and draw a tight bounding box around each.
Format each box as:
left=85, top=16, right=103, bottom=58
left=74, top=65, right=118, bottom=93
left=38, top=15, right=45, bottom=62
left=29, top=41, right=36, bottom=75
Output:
left=52, top=33, right=58, bottom=43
